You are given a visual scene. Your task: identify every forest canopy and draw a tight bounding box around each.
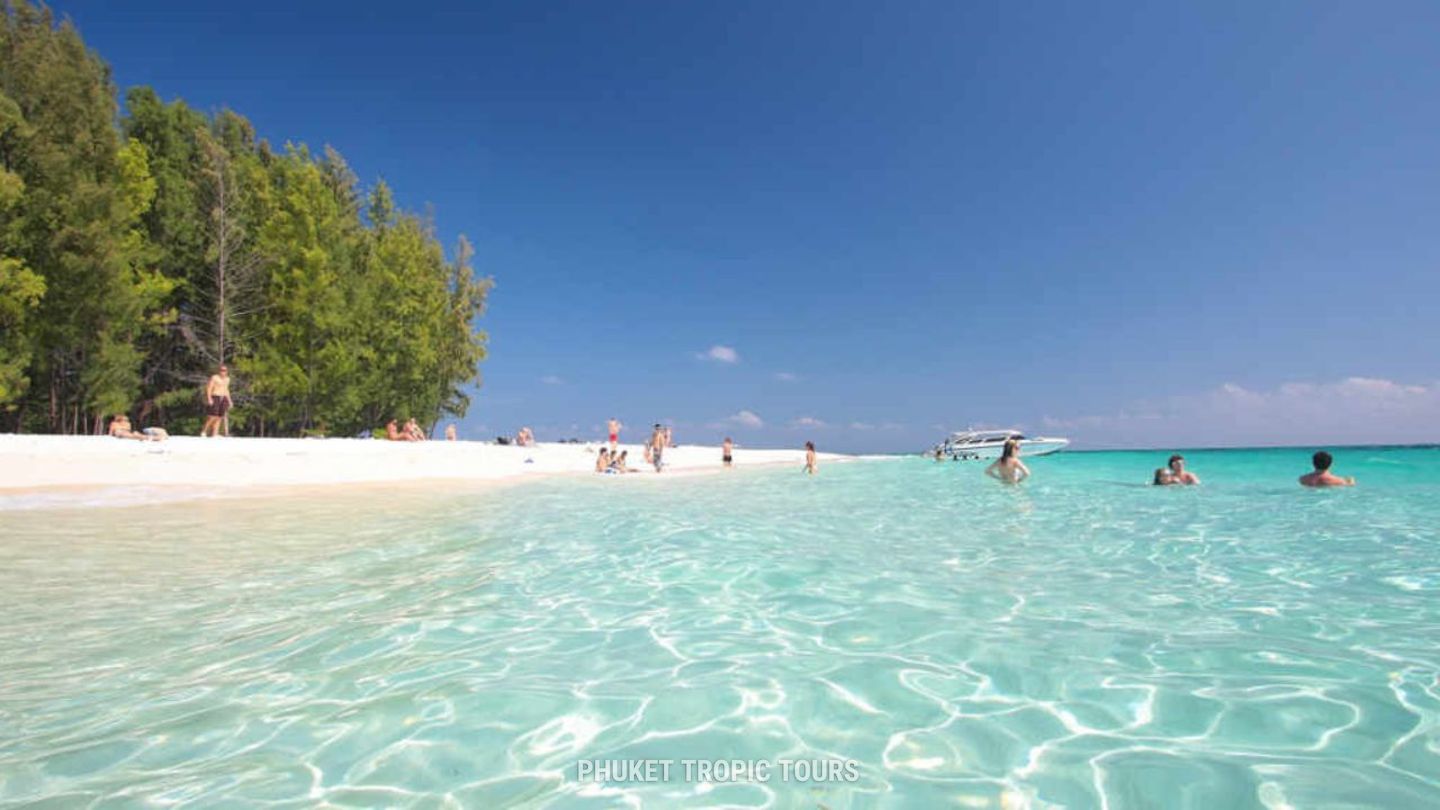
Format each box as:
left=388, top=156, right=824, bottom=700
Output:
left=0, top=0, right=490, bottom=436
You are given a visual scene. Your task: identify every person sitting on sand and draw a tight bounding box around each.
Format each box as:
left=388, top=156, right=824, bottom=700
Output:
left=385, top=419, right=404, bottom=441
left=1300, top=450, right=1355, bottom=487
left=109, top=414, right=167, bottom=442
left=109, top=414, right=144, bottom=440
left=445, top=424, right=457, bottom=441
left=616, top=450, right=637, bottom=473
left=1166, top=454, right=1199, bottom=485
left=514, top=427, right=534, bottom=447
left=985, top=439, right=1030, bottom=484
left=596, top=447, right=611, bottom=473
left=723, top=437, right=734, bottom=468
left=804, top=441, right=818, bottom=475
left=403, top=418, right=426, bottom=441
left=608, top=450, right=628, bottom=474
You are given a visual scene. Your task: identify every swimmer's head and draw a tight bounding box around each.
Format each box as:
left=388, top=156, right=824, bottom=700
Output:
left=1313, top=450, right=1333, bottom=471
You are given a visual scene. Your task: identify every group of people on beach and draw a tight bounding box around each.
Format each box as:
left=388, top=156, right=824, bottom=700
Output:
left=384, top=418, right=429, bottom=441
left=108, top=364, right=234, bottom=441
left=112, top=363, right=476, bottom=443
left=106, top=368, right=1359, bottom=492
left=595, top=419, right=672, bottom=474
left=972, top=438, right=1355, bottom=488
left=590, top=420, right=820, bottom=476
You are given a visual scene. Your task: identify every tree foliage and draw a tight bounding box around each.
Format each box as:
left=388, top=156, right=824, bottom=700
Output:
left=0, top=1, right=489, bottom=435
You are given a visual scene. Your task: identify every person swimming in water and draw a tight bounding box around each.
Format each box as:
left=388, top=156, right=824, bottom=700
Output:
left=1300, top=450, right=1355, bottom=487
left=1166, top=454, right=1199, bottom=485
left=1153, top=467, right=1176, bottom=486
left=985, top=439, right=1030, bottom=484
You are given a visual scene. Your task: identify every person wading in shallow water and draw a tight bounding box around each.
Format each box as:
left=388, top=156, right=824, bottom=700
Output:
left=804, top=441, right=817, bottom=475
left=201, top=365, right=232, bottom=437
left=1166, top=454, right=1200, bottom=485
left=1300, top=450, right=1356, bottom=487
left=985, top=438, right=1030, bottom=484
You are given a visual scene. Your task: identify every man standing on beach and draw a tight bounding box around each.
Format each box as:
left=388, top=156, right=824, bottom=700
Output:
left=201, top=365, right=232, bottom=437
left=723, top=437, right=734, bottom=468
left=607, top=418, right=621, bottom=453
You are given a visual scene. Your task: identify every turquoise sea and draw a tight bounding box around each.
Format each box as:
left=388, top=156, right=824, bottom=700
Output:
left=2, top=447, right=1438, bottom=808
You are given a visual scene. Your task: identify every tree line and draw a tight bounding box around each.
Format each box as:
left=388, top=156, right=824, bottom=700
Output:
left=0, top=1, right=490, bottom=437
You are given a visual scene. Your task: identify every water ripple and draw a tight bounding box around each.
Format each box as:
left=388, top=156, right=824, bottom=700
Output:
left=2, top=450, right=1439, bottom=807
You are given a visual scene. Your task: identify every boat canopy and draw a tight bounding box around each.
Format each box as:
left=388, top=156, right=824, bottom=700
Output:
left=946, top=429, right=1025, bottom=444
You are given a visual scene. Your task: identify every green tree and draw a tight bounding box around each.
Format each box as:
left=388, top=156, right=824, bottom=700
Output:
left=244, top=146, right=362, bottom=435
left=0, top=91, right=46, bottom=407
left=1, top=1, right=171, bottom=432
left=2, top=2, right=489, bottom=436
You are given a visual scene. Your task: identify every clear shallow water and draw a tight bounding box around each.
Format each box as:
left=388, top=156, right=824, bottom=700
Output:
left=1, top=447, right=1438, bottom=808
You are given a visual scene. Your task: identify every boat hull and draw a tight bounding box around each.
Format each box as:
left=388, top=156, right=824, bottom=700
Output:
left=936, top=438, right=1069, bottom=460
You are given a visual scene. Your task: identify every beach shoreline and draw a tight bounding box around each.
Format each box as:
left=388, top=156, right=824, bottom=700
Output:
left=0, top=434, right=856, bottom=507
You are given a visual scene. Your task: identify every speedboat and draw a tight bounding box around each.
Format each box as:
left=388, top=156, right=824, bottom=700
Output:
left=929, top=428, right=1069, bottom=460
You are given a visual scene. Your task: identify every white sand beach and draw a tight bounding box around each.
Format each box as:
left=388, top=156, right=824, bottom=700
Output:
left=0, top=434, right=847, bottom=493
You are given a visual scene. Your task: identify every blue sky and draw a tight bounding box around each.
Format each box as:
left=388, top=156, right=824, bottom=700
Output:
left=60, top=0, right=1440, bottom=450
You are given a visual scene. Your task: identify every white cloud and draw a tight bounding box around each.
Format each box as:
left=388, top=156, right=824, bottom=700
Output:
left=696, top=345, right=740, bottom=364
left=773, top=371, right=798, bottom=382
left=1045, top=376, right=1440, bottom=448
left=728, top=410, right=764, bottom=428
left=791, top=416, right=828, bottom=429
left=850, top=421, right=875, bottom=431
left=540, top=374, right=564, bottom=385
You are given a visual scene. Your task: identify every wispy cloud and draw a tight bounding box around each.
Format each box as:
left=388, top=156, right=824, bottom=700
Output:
left=790, top=416, right=828, bottom=429
left=696, top=345, right=740, bottom=364
left=710, top=409, right=764, bottom=429
left=540, top=374, right=564, bottom=385
left=773, top=371, right=798, bottom=382
left=848, top=421, right=903, bottom=431
left=1044, top=376, right=1440, bottom=448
